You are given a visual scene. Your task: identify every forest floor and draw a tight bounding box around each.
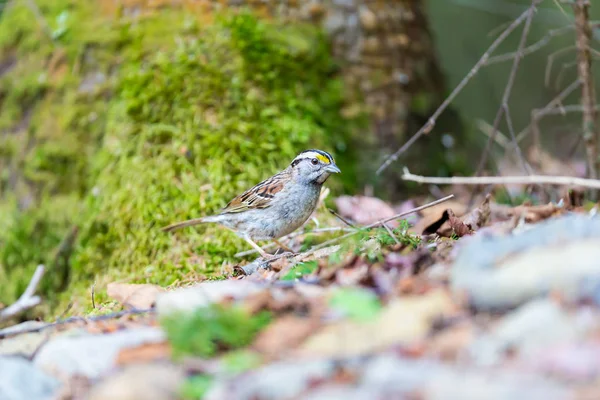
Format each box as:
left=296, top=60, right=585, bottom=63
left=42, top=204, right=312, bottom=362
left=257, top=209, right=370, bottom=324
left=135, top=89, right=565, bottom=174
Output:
left=2, top=186, right=600, bottom=400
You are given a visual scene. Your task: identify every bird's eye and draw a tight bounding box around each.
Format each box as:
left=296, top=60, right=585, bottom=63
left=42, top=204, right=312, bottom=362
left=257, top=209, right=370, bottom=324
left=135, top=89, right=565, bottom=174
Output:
left=311, top=158, right=319, bottom=165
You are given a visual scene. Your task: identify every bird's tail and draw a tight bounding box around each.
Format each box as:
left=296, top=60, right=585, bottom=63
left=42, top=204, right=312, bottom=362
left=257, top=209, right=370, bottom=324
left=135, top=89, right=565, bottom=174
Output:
left=161, top=216, right=219, bottom=232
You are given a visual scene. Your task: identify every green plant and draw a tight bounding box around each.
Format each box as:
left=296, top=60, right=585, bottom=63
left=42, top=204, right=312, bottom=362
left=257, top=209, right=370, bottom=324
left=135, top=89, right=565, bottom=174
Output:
left=161, top=304, right=271, bottom=358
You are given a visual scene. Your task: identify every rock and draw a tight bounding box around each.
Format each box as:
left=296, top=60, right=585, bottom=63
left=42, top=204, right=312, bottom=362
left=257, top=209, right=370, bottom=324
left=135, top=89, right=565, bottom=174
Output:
left=0, top=322, right=49, bottom=357
left=87, top=364, right=184, bottom=400
left=205, top=354, right=572, bottom=399
left=360, top=355, right=571, bottom=400
left=298, top=289, right=456, bottom=357
left=205, top=360, right=336, bottom=400
left=451, top=214, right=600, bottom=309
left=34, top=327, right=164, bottom=379
left=0, top=356, right=61, bottom=400
left=533, top=341, right=600, bottom=381
left=468, top=299, right=595, bottom=366
left=156, top=280, right=265, bottom=316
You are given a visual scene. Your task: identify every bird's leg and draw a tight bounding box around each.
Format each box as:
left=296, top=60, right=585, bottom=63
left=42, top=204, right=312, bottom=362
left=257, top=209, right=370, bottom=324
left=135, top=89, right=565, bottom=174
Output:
left=244, top=237, right=271, bottom=259
left=273, top=239, right=296, bottom=254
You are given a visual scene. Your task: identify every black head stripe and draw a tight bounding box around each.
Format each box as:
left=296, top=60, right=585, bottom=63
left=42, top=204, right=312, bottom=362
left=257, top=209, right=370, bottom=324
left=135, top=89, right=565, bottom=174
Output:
left=298, top=149, right=333, bottom=163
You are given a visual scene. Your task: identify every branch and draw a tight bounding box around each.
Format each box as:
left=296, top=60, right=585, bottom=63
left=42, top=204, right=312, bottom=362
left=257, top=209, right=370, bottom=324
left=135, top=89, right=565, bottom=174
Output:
left=487, top=25, right=574, bottom=64
left=376, top=4, right=538, bottom=175
left=573, top=0, right=599, bottom=182
left=0, top=265, right=45, bottom=322
left=517, top=79, right=582, bottom=143
left=402, top=168, right=600, bottom=190
left=260, top=195, right=456, bottom=265
left=475, top=0, right=540, bottom=176
left=303, top=195, right=456, bottom=255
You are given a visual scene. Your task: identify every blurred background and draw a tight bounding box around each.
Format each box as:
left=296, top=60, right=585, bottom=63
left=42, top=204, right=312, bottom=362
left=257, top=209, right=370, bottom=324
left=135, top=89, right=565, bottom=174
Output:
left=0, top=0, right=599, bottom=314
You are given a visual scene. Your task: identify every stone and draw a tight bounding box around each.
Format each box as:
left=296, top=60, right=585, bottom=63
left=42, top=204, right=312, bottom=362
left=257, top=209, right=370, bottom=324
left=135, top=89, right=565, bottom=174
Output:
left=34, top=327, right=165, bottom=379
left=205, top=359, right=336, bottom=400
left=0, top=356, right=61, bottom=400
left=0, top=321, right=49, bottom=358
left=0, top=330, right=48, bottom=358
left=451, top=214, right=600, bottom=309
left=87, top=364, right=184, bottom=400
left=298, top=289, right=455, bottom=357
left=468, top=299, right=596, bottom=366
left=156, top=280, right=265, bottom=316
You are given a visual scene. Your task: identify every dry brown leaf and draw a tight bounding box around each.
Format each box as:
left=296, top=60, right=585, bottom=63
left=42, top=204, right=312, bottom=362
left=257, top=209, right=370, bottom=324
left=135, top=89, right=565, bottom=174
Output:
left=411, top=200, right=467, bottom=235
left=296, top=289, right=457, bottom=358
left=510, top=202, right=563, bottom=223
left=115, top=341, right=171, bottom=366
left=335, top=195, right=398, bottom=227
left=252, top=315, right=321, bottom=357
left=461, top=195, right=491, bottom=231
left=428, top=322, right=474, bottom=361
left=107, top=283, right=165, bottom=309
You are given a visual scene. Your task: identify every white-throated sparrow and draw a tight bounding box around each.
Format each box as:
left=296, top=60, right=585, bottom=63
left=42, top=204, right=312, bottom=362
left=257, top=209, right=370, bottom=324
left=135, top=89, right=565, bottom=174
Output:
left=162, top=149, right=341, bottom=257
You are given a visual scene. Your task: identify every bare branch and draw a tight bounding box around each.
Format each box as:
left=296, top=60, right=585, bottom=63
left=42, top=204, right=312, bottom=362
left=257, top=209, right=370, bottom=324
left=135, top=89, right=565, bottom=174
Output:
left=402, top=168, right=600, bottom=189
left=573, top=0, right=599, bottom=183
left=476, top=0, right=540, bottom=176
left=234, top=227, right=354, bottom=257
left=261, top=195, right=455, bottom=264
left=516, top=79, right=582, bottom=143
left=0, top=265, right=45, bottom=322
left=376, top=4, right=538, bottom=175
left=487, top=25, right=574, bottom=64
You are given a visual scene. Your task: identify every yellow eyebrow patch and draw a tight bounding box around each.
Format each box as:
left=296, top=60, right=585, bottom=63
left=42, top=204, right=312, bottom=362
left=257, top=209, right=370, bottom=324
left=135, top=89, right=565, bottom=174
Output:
left=316, top=154, right=331, bottom=164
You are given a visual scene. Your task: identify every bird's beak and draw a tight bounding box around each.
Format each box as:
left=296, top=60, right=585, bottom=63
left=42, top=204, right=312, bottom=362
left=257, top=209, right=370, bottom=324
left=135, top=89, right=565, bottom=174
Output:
left=325, top=163, right=341, bottom=174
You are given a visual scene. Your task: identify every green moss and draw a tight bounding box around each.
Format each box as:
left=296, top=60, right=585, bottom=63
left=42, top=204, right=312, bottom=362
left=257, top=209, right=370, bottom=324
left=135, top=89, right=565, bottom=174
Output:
left=0, top=3, right=361, bottom=315
left=161, top=304, right=271, bottom=359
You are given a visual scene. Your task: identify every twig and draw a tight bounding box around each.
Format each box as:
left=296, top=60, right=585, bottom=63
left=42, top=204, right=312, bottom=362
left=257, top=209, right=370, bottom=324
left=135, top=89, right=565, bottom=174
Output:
left=0, top=265, right=45, bottom=322
left=234, top=227, right=353, bottom=257
left=476, top=119, right=512, bottom=150
left=0, top=308, right=154, bottom=339
left=535, top=103, right=600, bottom=117
left=302, top=195, right=455, bottom=256
left=383, top=223, right=400, bottom=245
left=328, top=208, right=356, bottom=228
left=572, top=0, right=599, bottom=184
left=91, top=282, right=96, bottom=309
left=487, top=25, right=575, bottom=65
left=517, top=79, right=582, bottom=143
left=402, top=168, right=600, bottom=189
left=376, top=4, right=537, bottom=175
left=476, top=0, right=540, bottom=176
left=545, top=46, right=576, bottom=88
left=504, top=104, right=534, bottom=175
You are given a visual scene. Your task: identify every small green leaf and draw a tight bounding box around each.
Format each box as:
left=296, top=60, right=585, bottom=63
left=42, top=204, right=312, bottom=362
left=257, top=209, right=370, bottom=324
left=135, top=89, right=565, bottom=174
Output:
left=329, top=288, right=381, bottom=322
left=280, top=261, right=318, bottom=281
left=181, top=375, right=212, bottom=400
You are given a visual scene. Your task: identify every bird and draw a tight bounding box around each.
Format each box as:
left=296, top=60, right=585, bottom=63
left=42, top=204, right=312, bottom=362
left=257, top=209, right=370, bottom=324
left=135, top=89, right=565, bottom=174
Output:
left=161, top=149, right=341, bottom=258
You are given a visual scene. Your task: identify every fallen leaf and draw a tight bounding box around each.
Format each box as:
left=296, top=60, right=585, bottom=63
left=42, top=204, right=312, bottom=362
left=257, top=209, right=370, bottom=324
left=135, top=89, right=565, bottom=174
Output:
left=107, top=283, right=165, bottom=309
left=298, top=289, right=456, bottom=358
left=115, top=341, right=171, bottom=366
left=428, top=322, right=474, bottom=361
left=335, top=195, right=398, bottom=227
left=461, top=195, right=491, bottom=231
left=253, top=315, right=321, bottom=357
left=412, top=200, right=468, bottom=235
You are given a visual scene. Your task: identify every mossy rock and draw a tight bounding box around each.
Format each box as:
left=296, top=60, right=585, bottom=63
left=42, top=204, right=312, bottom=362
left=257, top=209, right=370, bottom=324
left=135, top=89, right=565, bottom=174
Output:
left=0, top=2, right=362, bottom=316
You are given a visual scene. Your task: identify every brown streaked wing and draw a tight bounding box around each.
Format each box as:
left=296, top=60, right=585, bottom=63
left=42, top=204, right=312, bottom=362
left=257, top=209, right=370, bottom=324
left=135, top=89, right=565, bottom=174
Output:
left=221, top=170, right=289, bottom=214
